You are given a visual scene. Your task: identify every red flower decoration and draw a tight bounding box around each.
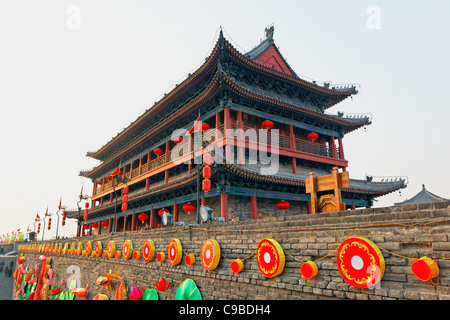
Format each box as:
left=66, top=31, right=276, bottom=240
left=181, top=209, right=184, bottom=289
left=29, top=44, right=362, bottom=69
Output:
left=155, top=276, right=171, bottom=292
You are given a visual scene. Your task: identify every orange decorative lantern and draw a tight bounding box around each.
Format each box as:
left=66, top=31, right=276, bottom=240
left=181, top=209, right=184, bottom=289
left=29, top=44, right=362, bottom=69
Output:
left=185, top=254, right=196, bottom=265
left=336, top=237, right=385, bottom=289
left=411, top=256, right=439, bottom=282
left=231, top=259, right=244, bottom=274
left=276, top=200, right=290, bottom=213
left=121, top=203, right=128, bottom=212
left=158, top=208, right=169, bottom=217
left=261, top=120, right=273, bottom=130
left=307, top=132, right=319, bottom=142
left=256, top=238, right=285, bottom=278
left=183, top=202, right=196, bottom=215
left=122, top=195, right=128, bottom=203
left=300, top=261, right=318, bottom=279
left=202, top=166, right=211, bottom=179
left=138, top=213, right=148, bottom=224
left=157, top=252, right=165, bottom=262
left=174, top=136, right=183, bottom=144
left=142, top=239, right=155, bottom=263
left=123, top=187, right=129, bottom=195
left=115, top=251, right=122, bottom=259
left=168, top=238, right=183, bottom=266
left=153, top=148, right=163, bottom=157
left=202, top=179, right=211, bottom=194
left=201, top=239, right=221, bottom=271
left=133, top=251, right=141, bottom=260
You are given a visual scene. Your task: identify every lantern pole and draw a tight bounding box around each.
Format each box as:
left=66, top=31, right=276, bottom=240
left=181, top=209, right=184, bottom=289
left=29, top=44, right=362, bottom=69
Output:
left=111, top=175, right=129, bottom=234
left=55, top=202, right=67, bottom=240
left=76, top=192, right=89, bottom=237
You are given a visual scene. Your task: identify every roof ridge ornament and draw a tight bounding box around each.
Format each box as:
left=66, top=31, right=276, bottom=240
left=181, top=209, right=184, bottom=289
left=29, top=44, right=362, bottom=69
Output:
left=265, top=25, right=274, bottom=40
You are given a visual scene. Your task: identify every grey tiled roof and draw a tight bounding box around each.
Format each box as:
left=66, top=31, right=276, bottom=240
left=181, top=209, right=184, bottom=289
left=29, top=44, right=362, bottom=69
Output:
left=394, top=184, right=448, bottom=205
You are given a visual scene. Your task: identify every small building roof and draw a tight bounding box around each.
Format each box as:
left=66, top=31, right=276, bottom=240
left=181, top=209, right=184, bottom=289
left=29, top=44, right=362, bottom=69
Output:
left=394, top=184, right=448, bottom=205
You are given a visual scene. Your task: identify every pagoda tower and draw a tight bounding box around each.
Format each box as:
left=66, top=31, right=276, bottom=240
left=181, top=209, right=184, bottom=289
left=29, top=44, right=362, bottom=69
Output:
left=74, top=28, right=406, bottom=236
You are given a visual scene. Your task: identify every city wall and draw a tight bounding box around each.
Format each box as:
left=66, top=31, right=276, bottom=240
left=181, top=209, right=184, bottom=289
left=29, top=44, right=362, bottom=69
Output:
left=17, top=201, right=450, bottom=300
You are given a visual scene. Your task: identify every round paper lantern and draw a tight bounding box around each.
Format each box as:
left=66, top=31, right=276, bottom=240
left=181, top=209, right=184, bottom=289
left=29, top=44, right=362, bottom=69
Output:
left=202, top=166, right=211, bottom=179
left=94, top=241, right=102, bottom=258
left=158, top=208, right=169, bottom=217
left=300, top=261, right=318, bottom=279
left=101, top=221, right=109, bottom=227
left=115, top=251, right=122, bottom=259
left=261, top=120, right=273, bottom=130
left=105, top=176, right=112, bottom=181
left=203, top=153, right=212, bottom=166
left=168, top=238, right=183, bottom=266
left=231, top=259, right=244, bottom=274
left=107, top=241, right=116, bottom=259
left=96, top=181, right=103, bottom=185
left=174, top=136, right=183, bottom=144
left=276, top=200, right=290, bottom=213
left=122, top=240, right=133, bottom=260
left=411, top=256, right=439, bottom=281
left=122, top=195, right=128, bottom=203
left=142, top=239, right=155, bottom=263
left=138, top=213, right=149, bottom=224
left=185, top=254, right=196, bottom=265
left=157, top=252, right=166, bottom=262
left=122, top=203, right=128, bottom=212
left=123, top=187, right=129, bottom=195
left=256, top=238, right=285, bottom=278
left=91, top=223, right=98, bottom=229
left=201, top=239, right=221, bottom=271
left=336, top=237, right=385, bottom=289
left=133, top=251, right=141, bottom=260
left=202, top=179, right=211, bottom=194
left=307, top=132, right=319, bottom=142
left=201, top=123, right=210, bottom=132
left=84, top=241, right=92, bottom=256
left=85, top=202, right=89, bottom=209
left=83, top=224, right=89, bottom=230
left=183, top=202, right=196, bottom=215
left=153, top=148, right=163, bottom=157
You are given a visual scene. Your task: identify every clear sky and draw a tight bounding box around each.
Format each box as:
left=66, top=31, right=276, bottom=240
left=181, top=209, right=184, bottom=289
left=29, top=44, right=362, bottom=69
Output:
left=0, top=1, right=449, bottom=240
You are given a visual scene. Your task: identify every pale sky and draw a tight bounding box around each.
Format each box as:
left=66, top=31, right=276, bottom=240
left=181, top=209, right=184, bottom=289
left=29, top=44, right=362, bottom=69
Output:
left=0, top=1, right=449, bottom=240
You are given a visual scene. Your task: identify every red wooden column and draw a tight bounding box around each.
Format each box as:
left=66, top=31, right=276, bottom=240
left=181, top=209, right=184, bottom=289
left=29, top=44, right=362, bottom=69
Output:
left=98, top=222, right=102, bottom=235
left=173, top=204, right=179, bottom=223
left=338, top=138, right=345, bottom=160
left=224, top=107, right=232, bottom=163
left=220, top=193, right=229, bottom=222
left=131, top=213, right=136, bottom=231
left=250, top=195, right=257, bottom=220
left=289, top=124, right=297, bottom=174
left=164, top=140, right=170, bottom=183
left=330, top=136, right=338, bottom=159
left=108, top=218, right=113, bottom=233
left=77, top=224, right=82, bottom=237
left=150, top=209, right=156, bottom=229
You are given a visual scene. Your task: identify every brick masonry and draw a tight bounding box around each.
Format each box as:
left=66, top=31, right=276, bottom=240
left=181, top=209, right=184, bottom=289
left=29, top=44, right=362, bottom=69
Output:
left=17, top=201, right=450, bottom=300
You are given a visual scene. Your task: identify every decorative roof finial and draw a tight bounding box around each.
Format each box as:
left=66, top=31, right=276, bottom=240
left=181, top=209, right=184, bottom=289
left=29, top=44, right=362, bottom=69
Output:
left=265, top=25, right=274, bottom=40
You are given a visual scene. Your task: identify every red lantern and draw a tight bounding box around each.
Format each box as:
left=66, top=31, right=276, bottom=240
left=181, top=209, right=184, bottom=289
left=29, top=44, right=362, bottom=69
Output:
left=154, top=148, right=163, bottom=157
left=122, top=203, right=128, bottom=212
left=122, top=195, right=128, bottom=203
left=123, top=186, right=129, bottom=195
left=96, top=181, right=103, bottom=185
left=62, top=211, right=67, bottom=217
left=203, top=166, right=211, bottom=179
left=91, top=223, right=98, bottom=229
left=84, top=214, right=88, bottom=221
left=202, top=179, right=211, bottom=194
left=307, top=132, right=319, bottom=142
left=276, top=200, right=290, bottom=213
left=201, top=123, right=210, bottom=132
left=101, top=221, right=109, bottom=227
left=85, top=202, right=89, bottom=209
left=158, top=208, right=169, bottom=217
left=138, top=213, right=149, bottom=224
left=83, top=225, right=89, bottom=230
left=84, top=208, right=88, bottom=215
left=183, top=202, right=196, bottom=215
left=47, top=218, right=52, bottom=230
left=261, top=120, right=273, bottom=130
left=174, top=136, right=183, bottom=144
left=203, top=153, right=212, bottom=166
left=105, top=176, right=112, bottom=181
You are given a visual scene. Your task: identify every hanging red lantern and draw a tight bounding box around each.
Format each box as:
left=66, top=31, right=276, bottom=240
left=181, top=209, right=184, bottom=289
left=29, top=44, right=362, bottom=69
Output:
left=307, top=132, right=319, bottom=142
left=122, top=195, right=129, bottom=203
left=183, top=202, right=196, bottom=215
left=202, top=166, right=211, bottom=179
left=261, top=120, right=273, bottom=130
left=47, top=218, right=52, bottom=230
left=101, top=221, right=109, bottom=227
left=201, top=123, right=210, bottom=132
left=96, top=181, right=103, bottom=185
left=122, top=203, right=128, bottom=212
left=202, top=179, right=211, bottom=194
left=123, top=186, right=129, bottom=195
left=62, top=219, right=66, bottom=227
left=138, top=213, right=149, bottom=224
left=276, top=200, right=290, bottom=213
left=91, top=223, right=99, bottom=229
left=153, top=148, right=163, bottom=157
left=83, top=225, right=89, bottom=230
left=62, top=211, right=67, bottom=217
left=158, top=208, right=169, bottom=217
left=84, top=213, right=88, bottom=221
left=105, top=176, right=112, bottom=181
left=203, top=153, right=212, bottom=166
left=174, top=136, right=183, bottom=144
left=85, top=202, right=89, bottom=209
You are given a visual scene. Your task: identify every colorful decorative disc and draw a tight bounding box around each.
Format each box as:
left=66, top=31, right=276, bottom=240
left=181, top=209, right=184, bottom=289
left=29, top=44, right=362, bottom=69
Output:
left=300, top=261, right=318, bottom=279
left=94, top=241, right=102, bottom=258
left=411, top=256, right=439, bottom=281
left=84, top=241, right=92, bottom=256
left=168, top=238, right=183, bottom=266
left=76, top=242, right=83, bottom=255
left=256, top=238, right=285, bottom=278
left=122, top=240, right=133, bottom=260
left=336, top=237, right=385, bottom=289
left=142, top=239, right=155, bottom=263
left=201, top=239, right=221, bottom=271
left=107, top=240, right=116, bottom=259
left=70, top=242, right=76, bottom=255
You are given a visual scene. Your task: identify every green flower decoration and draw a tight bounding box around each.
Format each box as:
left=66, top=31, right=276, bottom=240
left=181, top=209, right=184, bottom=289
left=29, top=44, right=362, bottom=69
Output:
left=175, top=279, right=202, bottom=300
